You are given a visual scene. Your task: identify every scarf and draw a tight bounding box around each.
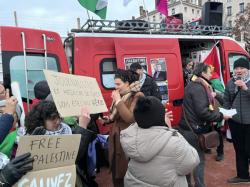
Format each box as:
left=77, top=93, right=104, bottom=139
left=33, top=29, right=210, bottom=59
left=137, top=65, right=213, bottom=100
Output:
left=192, top=75, right=215, bottom=111
left=109, top=81, right=140, bottom=121
left=0, top=130, right=17, bottom=158
left=233, top=70, right=250, bottom=83
left=45, top=122, right=72, bottom=135
left=139, top=73, right=146, bottom=87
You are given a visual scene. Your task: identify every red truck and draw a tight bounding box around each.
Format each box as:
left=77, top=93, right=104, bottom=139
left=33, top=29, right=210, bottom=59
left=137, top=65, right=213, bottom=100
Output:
left=1, top=20, right=249, bottom=126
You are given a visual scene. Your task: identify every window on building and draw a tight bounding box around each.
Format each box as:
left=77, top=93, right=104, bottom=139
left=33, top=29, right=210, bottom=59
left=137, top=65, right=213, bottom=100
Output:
left=197, top=10, right=200, bottom=14
left=227, top=0, right=232, bottom=2
left=239, top=3, right=244, bottom=13
left=228, top=20, right=232, bottom=27
left=227, top=6, right=232, bottom=16
left=192, top=9, right=194, bottom=14
left=172, top=8, right=175, bottom=15
left=190, top=0, right=198, bottom=5
left=160, top=13, right=162, bottom=19
left=100, top=58, right=117, bottom=89
left=153, top=15, right=156, bottom=22
left=184, top=7, right=187, bottom=12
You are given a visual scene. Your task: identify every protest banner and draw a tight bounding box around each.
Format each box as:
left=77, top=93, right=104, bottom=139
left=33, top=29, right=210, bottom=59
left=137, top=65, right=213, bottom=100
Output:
left=14, top=135, right=81, bottom=187
left=44, top=70, right=108, bottom=117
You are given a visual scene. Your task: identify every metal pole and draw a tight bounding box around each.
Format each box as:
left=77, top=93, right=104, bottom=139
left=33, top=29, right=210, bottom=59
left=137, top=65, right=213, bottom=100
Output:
left=42, top=34, right=48, bottom=70
left=86, top=10, right=94, bottom=33
left=14, top=11, right=18, bottom=27
left=21, top=32, right=30, bottom=112
left=77, top=17, right=81, bottom=29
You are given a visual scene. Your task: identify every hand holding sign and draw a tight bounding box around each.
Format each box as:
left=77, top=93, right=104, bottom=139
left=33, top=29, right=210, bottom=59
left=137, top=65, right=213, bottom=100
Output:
left=0, top=153, right=34, bottom=186
left=14, top=135, right=80, bottom=187
left=79, top=107, right=91, bottom=129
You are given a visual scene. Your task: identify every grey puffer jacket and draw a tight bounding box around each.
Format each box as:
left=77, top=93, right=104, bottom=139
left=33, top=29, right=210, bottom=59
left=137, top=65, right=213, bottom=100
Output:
left=120, top=123, right=199, bottom=187
left=224, top=78, right=250, bottom=124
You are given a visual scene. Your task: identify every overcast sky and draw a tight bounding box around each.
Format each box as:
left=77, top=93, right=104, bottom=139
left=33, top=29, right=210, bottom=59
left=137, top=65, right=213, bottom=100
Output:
left=0, top=0, right=155, bottom=36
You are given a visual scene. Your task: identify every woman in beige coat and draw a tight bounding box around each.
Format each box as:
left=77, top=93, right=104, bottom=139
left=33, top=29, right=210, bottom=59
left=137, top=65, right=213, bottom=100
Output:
left=103, top=69, right=143, bottom=187
left=120, top=96, right=200, bottom=187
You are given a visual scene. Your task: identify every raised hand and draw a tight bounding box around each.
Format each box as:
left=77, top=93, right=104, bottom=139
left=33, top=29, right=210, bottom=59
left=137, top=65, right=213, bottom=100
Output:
left=79, top=107, right=91, bottom=129
left=165, top=109, right=173, bottom=128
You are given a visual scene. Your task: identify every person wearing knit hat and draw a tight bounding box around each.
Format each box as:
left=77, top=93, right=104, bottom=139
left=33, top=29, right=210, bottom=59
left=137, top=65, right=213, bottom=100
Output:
left=233, top=58, right=250, bottom=70
left=133, top=96, right=166, bottom=128
left=224, top=57, right=250, bottom=184
left=120, top=96, right=200, bottom=187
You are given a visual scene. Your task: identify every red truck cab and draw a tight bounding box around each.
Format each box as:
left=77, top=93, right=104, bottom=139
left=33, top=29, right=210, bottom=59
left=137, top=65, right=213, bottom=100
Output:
left=0, top=26, right=69, bottom=111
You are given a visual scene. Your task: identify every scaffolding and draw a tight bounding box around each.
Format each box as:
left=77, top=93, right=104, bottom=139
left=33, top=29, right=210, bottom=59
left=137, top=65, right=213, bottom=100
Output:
left=71, top=19, right=232, bottom=36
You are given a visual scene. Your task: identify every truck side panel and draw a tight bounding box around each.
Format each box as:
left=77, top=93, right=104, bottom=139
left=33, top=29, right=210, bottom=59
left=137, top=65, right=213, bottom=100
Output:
left=73, top=37, right=116, bottom=108
left=114, top=38, right=184, bottom=125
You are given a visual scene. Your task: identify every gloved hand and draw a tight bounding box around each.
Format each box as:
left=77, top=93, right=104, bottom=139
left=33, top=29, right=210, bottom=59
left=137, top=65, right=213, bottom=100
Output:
left=0, top=153, right=34, bottom=186
left=31, top=126, right=46, bottom=135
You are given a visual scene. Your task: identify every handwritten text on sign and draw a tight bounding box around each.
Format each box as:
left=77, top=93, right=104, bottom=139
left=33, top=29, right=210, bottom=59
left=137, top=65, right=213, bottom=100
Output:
left=16, top=135, right=81, bottom=171
left=44, top=70, right=107, bottom=117
left=15, top=165, right=76, bottom=187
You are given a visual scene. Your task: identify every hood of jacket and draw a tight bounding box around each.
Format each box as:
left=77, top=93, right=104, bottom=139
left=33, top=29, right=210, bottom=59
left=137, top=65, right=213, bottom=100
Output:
left=120, top=123, right=175, bottom=162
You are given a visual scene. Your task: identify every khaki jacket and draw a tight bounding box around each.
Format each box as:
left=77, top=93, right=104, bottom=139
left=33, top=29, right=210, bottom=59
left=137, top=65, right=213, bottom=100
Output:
left=108, top=92, right=144, bottom=179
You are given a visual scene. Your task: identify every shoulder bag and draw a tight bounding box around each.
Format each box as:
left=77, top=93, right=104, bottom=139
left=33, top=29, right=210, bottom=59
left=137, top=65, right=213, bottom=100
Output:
left=183, top=109, right=220, bottom=151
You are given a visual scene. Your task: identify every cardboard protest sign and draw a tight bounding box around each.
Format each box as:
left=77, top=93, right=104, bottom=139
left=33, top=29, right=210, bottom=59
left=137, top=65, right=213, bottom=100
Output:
left=44, top=70, right=108, bottom=117
left=14, top=165, right=76, bottom=187
left=16, top=135, right=81, bottom=171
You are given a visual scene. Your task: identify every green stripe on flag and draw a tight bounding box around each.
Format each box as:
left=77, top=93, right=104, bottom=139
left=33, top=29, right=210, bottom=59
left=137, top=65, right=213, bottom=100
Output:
left=78, top=0, right=107, bottom=19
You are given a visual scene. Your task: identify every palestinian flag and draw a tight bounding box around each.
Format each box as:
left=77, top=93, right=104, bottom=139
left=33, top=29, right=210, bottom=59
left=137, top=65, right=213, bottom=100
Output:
left=78, top=0, right=108, bottom=19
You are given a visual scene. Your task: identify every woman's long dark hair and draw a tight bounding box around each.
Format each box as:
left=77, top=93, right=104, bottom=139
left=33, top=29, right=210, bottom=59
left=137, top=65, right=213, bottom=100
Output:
left=25, top=100, right=60, bottom=134
left=193, top=63, right=210, bottom=78
left=114, top=69, right=139, bottom=84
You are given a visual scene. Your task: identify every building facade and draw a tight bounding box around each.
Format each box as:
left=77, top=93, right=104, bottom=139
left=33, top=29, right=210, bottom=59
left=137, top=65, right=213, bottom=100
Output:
left=136, top=0, right=203, bottom=24
left=219, top=0, right=250, bottom=28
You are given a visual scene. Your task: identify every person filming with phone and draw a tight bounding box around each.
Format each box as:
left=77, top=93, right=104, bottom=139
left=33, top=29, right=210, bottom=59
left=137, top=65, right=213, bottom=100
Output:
left=224, top=57, right=250, bottom=184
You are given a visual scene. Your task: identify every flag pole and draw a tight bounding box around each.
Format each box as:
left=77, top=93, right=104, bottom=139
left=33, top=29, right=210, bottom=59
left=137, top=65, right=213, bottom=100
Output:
left=142, top=0, right=152, bottom=34
left=86, top=9, right=94, bottom=33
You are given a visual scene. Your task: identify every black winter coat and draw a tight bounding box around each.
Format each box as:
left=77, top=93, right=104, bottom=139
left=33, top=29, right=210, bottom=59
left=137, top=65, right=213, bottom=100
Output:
left=72, top=126, right=97, bottom=187
left=179, top=80, right=223, bottom=134
left=141, top=75, right=161, bottom=100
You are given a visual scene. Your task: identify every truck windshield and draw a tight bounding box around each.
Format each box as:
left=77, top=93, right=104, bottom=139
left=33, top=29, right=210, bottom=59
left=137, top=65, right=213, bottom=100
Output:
left=9, top=54, right=59, bottom=99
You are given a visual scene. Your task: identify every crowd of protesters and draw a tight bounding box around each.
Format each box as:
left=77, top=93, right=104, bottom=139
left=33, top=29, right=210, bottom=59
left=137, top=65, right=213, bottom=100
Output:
left=0, top=57, right=250, bottom=187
